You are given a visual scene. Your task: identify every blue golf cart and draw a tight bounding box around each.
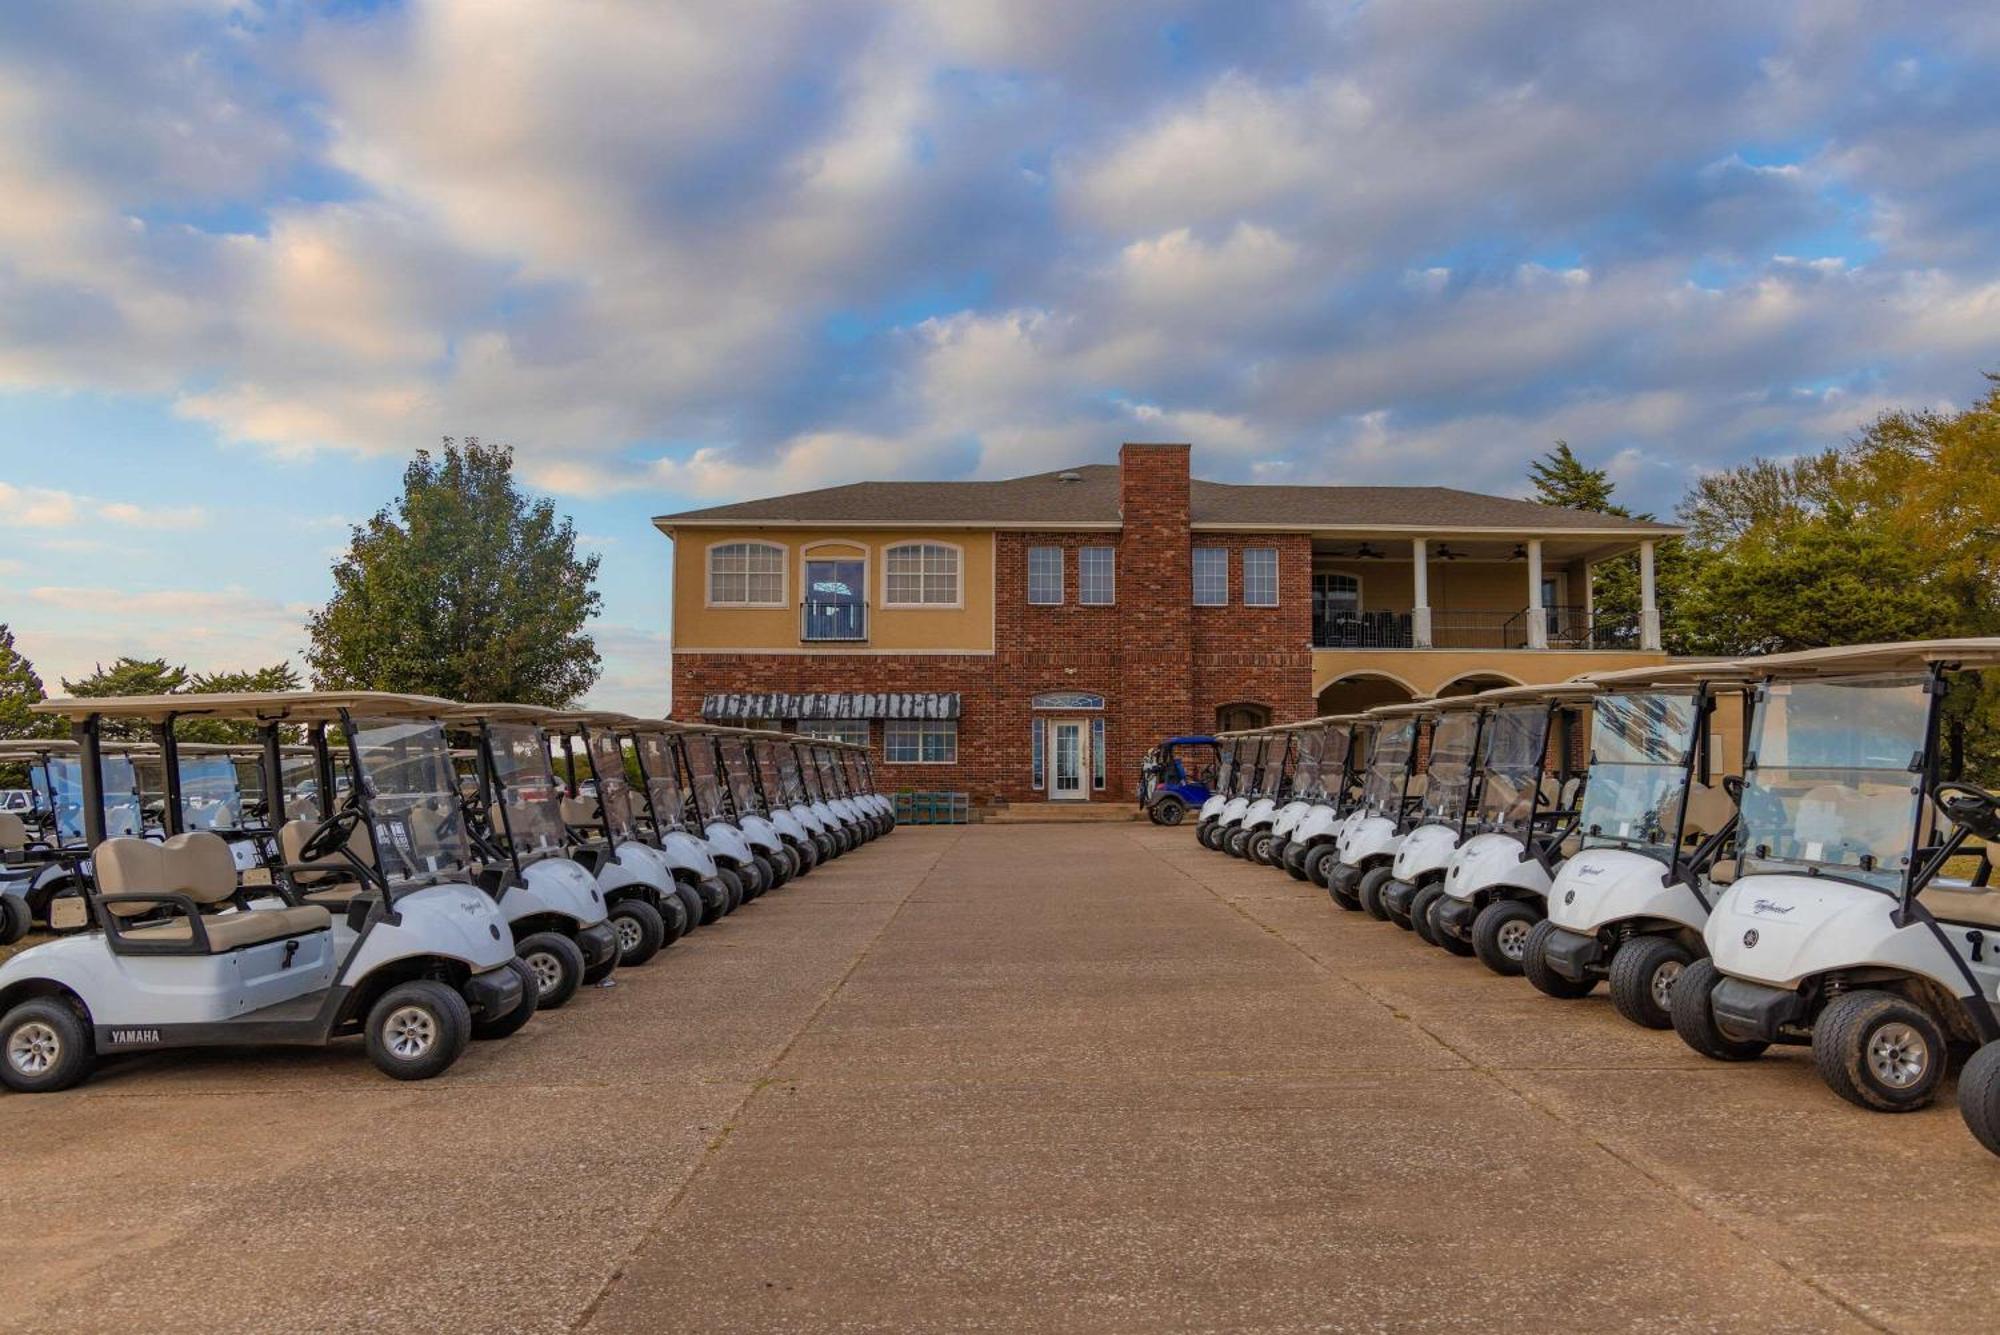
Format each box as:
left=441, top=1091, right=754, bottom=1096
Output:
left=1139, top=736, right=1220, bottom=825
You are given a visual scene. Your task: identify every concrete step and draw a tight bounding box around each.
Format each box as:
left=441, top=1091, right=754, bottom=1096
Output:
left=983, top=804, right=1143, bottom=823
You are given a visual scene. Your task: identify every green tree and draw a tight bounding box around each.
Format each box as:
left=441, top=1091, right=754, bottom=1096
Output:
left=305, top=438, right=602, bottom=704
left=0, top=625, right=56, bottom=740
left=1528, top=440, right=1617, bottom=512
left=62, top=657, right=189, bottom=739
left=1525, top=441, right=1689, bottom=647
left=179, top=663, right=304, bottom=743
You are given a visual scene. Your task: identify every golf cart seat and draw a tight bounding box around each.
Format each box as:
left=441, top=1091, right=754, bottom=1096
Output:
left=561, top=796, right=600, bottom=824
left=1919, top=845, right=2000, bottom=928
left=96, top=832, right=331, bottom=952
left=278, top=818, right=372, bottom=905
left=0, top=810, right=25, bottom=851
left=1680, top=783, right=1736, bottom=840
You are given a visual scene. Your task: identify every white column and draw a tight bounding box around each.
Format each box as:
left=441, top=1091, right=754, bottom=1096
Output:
left=1411, top=538, right=1432, bottom=648
left=1639, top=540, right=1661, bottom=650
left=1525, top=539, right=1548, bottom=649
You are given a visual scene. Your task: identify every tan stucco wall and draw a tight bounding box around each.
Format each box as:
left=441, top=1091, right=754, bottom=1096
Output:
left=1311, top=648, right=1668, bottom=700
left=670, top=528, right=996, bottom=652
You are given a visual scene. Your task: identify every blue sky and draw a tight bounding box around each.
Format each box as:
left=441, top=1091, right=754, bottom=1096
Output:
left=4, top=1, right=2000, bottom=710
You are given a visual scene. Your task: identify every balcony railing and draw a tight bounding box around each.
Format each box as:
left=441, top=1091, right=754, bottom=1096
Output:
left=1313, top=605, right=1643, bottom=651
left=801, top=599, right=868, bottom=642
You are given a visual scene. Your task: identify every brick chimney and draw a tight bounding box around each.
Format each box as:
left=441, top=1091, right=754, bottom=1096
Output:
left=1117, top=443, right=1197, bottom=740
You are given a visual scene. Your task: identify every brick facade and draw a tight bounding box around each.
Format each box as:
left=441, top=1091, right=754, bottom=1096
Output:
left=669, top=445, right=1323, bottom=809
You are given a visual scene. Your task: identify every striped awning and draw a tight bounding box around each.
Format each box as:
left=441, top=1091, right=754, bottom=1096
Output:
left=700, top=692, right=961, bottom=722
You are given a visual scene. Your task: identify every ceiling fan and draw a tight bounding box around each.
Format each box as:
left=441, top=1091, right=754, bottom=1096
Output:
left=1510, top=543, right=1527, bottom=561
left=1334, top=542, right=1385, bottom=559
left=1434, top=544, right=1465, bottom=561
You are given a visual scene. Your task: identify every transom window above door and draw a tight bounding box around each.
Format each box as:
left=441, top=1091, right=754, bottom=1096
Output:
left=884, top=542, right=961, bottom=606
left=709, top=542, right=785, bottom=606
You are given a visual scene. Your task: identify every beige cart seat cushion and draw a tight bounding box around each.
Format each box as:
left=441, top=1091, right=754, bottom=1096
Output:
left=122, top=904, right=331, bottom=951
left=561, top=796, right=600, bottom=824
left=1681, top=783, right=1736, bottom=841
left=0, top=810, right=26, bottom=851
left=94, top=833, right=237, bottom=917
left=1918, top=885, right=2000, bottom=929
left=279, top=818, right=371, bottom=884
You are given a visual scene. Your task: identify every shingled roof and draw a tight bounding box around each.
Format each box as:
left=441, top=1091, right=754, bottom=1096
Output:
left=652, top=463, right=1681, bottom=536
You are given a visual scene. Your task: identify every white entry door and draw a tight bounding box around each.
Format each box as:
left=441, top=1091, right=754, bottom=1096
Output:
left=1049, top=719, right=1087, bottom=800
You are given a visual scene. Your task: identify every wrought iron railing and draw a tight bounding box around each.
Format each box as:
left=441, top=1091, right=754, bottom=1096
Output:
left=800, top=600, right=868, bottom=642
left=1432, top=609, right=1522, bottom=649
left=1313, top=604, right=1643, bottom=651
left=1312, top=607, right=1413, bottom=648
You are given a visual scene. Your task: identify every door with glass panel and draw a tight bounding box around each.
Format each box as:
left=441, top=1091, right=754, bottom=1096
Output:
left=802, top=559, right=865, bottom=641
left=1048, top=720, right=1087, bottom=800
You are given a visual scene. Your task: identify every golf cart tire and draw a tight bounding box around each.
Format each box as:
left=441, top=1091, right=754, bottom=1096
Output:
left=0, top=895, right=28, bottom=945
left=1249, top=832, right=1275, bottom=865
left=1670, top=959, right=1769, bottom=1062
left=0, top=996, right=95, bottom=1093
left=610, top=899, right=666, bottom=968
left=1305, top=844, right=1340, bottom=890
left=471, top=959, right=541, bottom=1041
left=1471, top=900, right=1538, bottom=976
left=1195, top=822, right=1216, bottom=850
left=1357, top=866, right=1395, bottom=920
left=365, top=981, right=471, bottom=1082
left=1609, top=935, right=1692, bottom=1030
left=1521, top=919, right=1595, bottom=997
left=714, top=867, right=744, bottom=915
left=518, top=932, right=586, bottom=1010
left=1150, top=795, right=1187, bottom=826
left=1225, top=828, right=1250, bottom=859
left=1432, top=896, right=1475, bottom=957
left=1409, top=884, right=1445, bottom=946
left=1812, top=989, right=1947, bottom=1113
left=1957, top=1042, right=2000, bottom=1155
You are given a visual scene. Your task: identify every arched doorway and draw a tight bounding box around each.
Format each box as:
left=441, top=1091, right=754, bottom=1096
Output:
left=1435, top=671, right=1522, bottom=698
left=1315, top=673, right=1418, bottom=716
left=1215, top=701, right=1272, bottom=732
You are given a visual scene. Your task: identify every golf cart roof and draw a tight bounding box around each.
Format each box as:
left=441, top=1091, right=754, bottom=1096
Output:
left=540, top=709, right=640, bottom=729
left=1580, top=659, right=1756, bottom=690
left=1739, top=638, right=2000, bottom=678
left=442, top=702, right=563, bottom=723
left=1428, top=693, right=1490, bottom=713
left=1472, top=681, right=1599, bottom=705
left=1366, top=700, right=1436, bottom=719
left=1307, top=713, right=1364, bottom=726
left=33, top=690, right=459, bottom=724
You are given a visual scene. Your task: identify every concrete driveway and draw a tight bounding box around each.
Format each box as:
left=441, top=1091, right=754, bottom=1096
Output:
left=4, top=825, right=1997, bottom=1332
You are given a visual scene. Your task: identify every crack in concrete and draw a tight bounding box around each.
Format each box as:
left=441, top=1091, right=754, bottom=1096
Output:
left=568, top=828, right=960, bottom=1332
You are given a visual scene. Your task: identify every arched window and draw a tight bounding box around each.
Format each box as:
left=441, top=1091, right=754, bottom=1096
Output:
left=1216, top=702, right=1272, bottom=733
left=708, top=541, right=786, bottom=606
left=883, top=542, right=961, bottom=606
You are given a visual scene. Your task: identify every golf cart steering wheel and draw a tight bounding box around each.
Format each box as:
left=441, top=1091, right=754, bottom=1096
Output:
left=1934, top=782, right=2000, bottom=842
left=298, top=806, right=363, bottom=863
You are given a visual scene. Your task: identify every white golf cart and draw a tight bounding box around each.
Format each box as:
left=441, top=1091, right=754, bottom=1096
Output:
left=790, top=739, right=852, bottom=856
left=711, top=728, right=798, bottom=885
left=1295, top=717, right=1373, bottom=888
left=1242, top=728, right=1300, bottom=867
left=750, top=732, right=832, bottom=868
left=678, top=727, right=780, bottom=898
left=1217, top=731, right=1279, bottom=859
left=1195, top=735, right=1246, bottom=852
left=840, top=744, right=895, bottom=836
left=805, top=740, right=868, bottom=850
left=1379, top=695, right=1488, bottom=932
left=1326, top=702, right=1434, bottom=916
left=1273, top=717, right=1358, bottom=882
left=1522, top=662, right=1749, bottom=1026
left=0, top=691, right=530, bottom=1092
left=444, top=704, right=624, bottom=1006
left=1423, top=682, right=1595, bottom=973
left=0, top=738, right=154, bottom=939
left=820, top=739, right=884, bottom=841
left=1670, top=640, right=2000, bottom=1112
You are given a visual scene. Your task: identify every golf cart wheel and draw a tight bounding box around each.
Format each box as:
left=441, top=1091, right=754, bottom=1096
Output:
left=1409, top=884, right=1445, bottom=946
left=1957, top=1042, right=2000, bottom=1155
left=1432, top=895, right=1475, bottom=957
left=1282, top=845, right=1309, bottom=881
left=1521, top=919, right=1594, bottom=997
left=1305, top=844, right=1339, bottom=889
left=0, top=895, right=28, bottom=945
left=0, top=997, right=94, bottom=1093
left=1471, top=900, right=1539, bottom=976
left=365, top=981, right=470, bottom=1081
left=1150, top=795, right=1188, bottom=826
left=657, top=889, right=691, bottom=943
left=789, top=841, right=814, bottom=877
left=1609, top=936, right=1693, bottom=1029
left=1813, top=989, right=1947, bottom=1112
left=471, top=959, right=540, bottom=1041
left=714, top=867, right=745, bottom=915
left=1195, top=822, right=1216, bottom=850
left=517, top=932, right=586, bottom=1010
left=1357, top=866, right=1395, bottom=920
left=1222, top=828, right=1246, bottom=858
left=1669, top=959, right=1768, bottom=1062
left=1249, top=832, right=1275, bottom=865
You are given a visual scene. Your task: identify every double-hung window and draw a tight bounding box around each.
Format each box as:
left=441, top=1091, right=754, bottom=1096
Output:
left=1079, top=547, right=1115, bottom=605
left=708, top=542, right=785, bottom=606
left=885, top=720, right=957, bottom=764
left=1243, top=548, right=1279, bottom=607
left=885, top=543, right=961, bottom=606
left=1192, top=548, right=1228, bottom=606
left=1028, top=546, right=1063, bottom=605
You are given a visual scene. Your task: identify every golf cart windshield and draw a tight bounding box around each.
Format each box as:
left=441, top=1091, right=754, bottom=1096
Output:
left=1468, top=704, right=1552, bottom=836
left=487, top=723, right=565, bottom=854
left=282, top=752, right=324, bottom=821
left=349, top=717, right=468, bottom=881
left=843, top=751, right=868, bottom=794
left=759, top=740, right=804, bottom=804
left=1417, top=712, right=1479, bottom=825
left=633, top=732, right=688, bottom=832
left=1578, top=690, right=1701, bottom=861
left=718, top=737, right=763, bottom=814
left=682, top=736, right=730, bottom=821
left=1362, top=722, right=1416, bottom=815
left=52, top=754, right=143, bottom=843
left=583, top=731, right=639, bottom=841
left=1739, top=674, right=1929, bottom=892
left=178, top=755, right=244, bottom=831
left=815, top=747, right=845, bottom=797
left=1291, top=729, right=1326, bottom=800
left=1213, top=743, right=1239, bottom=795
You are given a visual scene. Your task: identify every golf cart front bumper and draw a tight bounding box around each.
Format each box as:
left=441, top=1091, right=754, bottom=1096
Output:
left=1328, top=862, right=1362, bottom=897
left=1432, top=894, right=1478, bottom=942
left=577, top=921, right=619, bottom=971
left=1538, top=926, right=1603, bottom=981
left=1381, top=878, right=1421, bottom=919
left=463, top=962, right=527, bottom=1020
left=1711, top=977, right=1808, bottom=1044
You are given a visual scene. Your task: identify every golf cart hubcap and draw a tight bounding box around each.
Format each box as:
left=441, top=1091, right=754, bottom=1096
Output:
left=384, top=1005, right=437, bottom=1059
left=527, top=952, right=563, bottom=994
left=8, top=1021, right=59, bottom=1075
left=1496, top=919, right=1530, bottom=959
left=1867, top=1022, right=1929, bottom=1088
left=1651, top=960, right=1684, bottom=1009
left=616, top=918, right=642, bottom=952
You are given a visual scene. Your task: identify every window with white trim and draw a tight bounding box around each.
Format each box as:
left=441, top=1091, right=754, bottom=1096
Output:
left=884, top=543, right=960, bottom=605
left=885, top=719, right=957, bottom=764
left=799, top=720, right=868, bottom=747
left=1027, top=546, right=1063, bottom=605
left=1243, top=548, right=1279, bottom=606
left=1193, top=547, right=1228, bottom=606
left=708, top=542, right=785, bottom=605
left=1079, top=547, right=1115, bottom=605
